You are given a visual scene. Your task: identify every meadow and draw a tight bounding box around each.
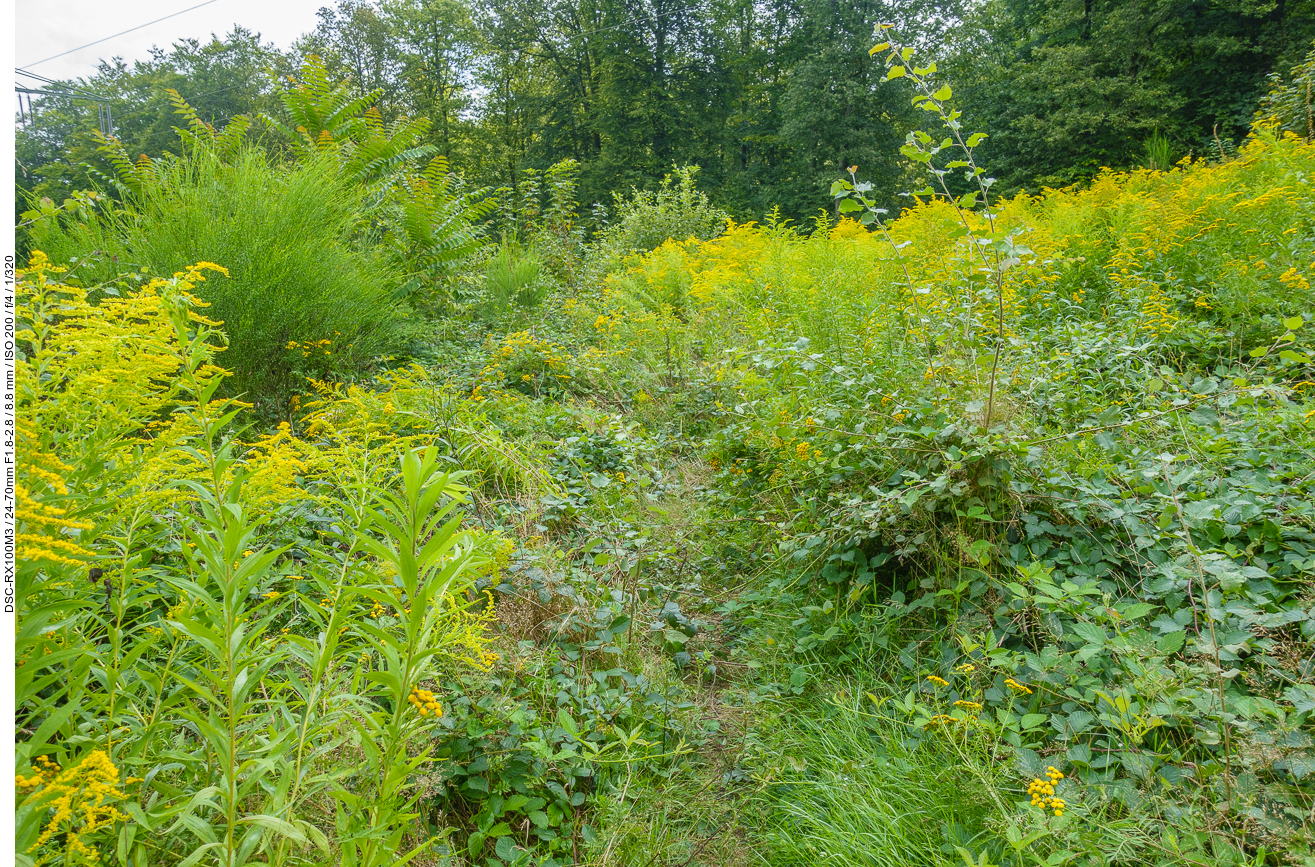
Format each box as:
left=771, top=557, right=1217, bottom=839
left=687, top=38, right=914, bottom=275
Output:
left=13, top=34, right=1315, bottom=867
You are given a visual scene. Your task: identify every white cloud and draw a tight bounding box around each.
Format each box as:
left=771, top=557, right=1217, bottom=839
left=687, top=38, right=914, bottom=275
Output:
left=16, top=0, right=330, bottom=82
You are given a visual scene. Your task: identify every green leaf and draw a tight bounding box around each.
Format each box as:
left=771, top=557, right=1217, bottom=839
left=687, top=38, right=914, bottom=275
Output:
left=1285, top=686, right=1315, bottom=714
left=933, top=85, right=952, bottom=101
left=1283, top=315, right=1303, bottom=330
left=495, top=836, right=520, bottom=861
left=966, top=133, right=988, bottom=147
left=557, top=708, right=580, bottom=738
left=886, top=66, right=906, bottom=80
left=239, top=814, right=308, bottom=844
left=1070, top=621, right=1107, bottom=646
left=1156, top=631, right=1186, bottom=654
left=176, top=844, right=224, bottom=867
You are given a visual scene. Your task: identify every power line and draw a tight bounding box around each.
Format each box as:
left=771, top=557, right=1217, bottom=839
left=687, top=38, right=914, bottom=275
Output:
left=15, top=68, right=60, bottom=85
left=19, top=0, right=223, bottom=69
left=15, top=68, right=113, bottom=102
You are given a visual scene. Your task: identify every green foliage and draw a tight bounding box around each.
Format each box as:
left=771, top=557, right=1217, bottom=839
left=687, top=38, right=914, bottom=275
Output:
left=26, top=145, right=407, bottom=412
left=748, top=686, right=1006, bottom=866
left=17, top=7, right=1315, bottom=866
left=567, top=90, right=1315, bottom=857
left=384, top=155, right=497, bottom=308
left=1140, top=128, right=1176, bottom=172
left=483, top=243, right=548, bottom=315
left=14, top=260, right=497, bottom=866
left=584, top=165, right=728, bottom=286
left=14, top=27, right=292, bottom=233
left=264, top=54, right=439, bottom=186
left=429, top=567, right=690, bottom=867
left=948, top=0, right=1315, bottom=192
left=1257, top=39, right=1315, bottom=143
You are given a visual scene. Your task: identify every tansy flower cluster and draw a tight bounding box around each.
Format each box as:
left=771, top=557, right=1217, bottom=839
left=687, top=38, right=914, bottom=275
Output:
left=926, top=675, right=949, bottom=687
left=1005, top=677, right=1033, bottom=695
left=408, top=687, right=442, bottom=717
left=1028, top=767, right=1066, bottom=817
left=15, top=753, right=61, bottom=789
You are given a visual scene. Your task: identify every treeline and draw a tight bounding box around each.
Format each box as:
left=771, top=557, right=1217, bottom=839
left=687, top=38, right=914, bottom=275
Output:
left=16, top=0, right=1315, bottom=222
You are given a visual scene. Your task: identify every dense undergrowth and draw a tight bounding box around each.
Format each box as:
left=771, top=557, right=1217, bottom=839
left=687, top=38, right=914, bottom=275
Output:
left=14, top=36, right=1315, bottom=867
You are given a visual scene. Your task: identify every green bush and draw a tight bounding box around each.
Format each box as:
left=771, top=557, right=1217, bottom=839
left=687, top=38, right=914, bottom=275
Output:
left=584, top=165, right=728, bottom=283
left=483, top=243, right=548, bottom=315
left=27, top=147, right=408, bottom=413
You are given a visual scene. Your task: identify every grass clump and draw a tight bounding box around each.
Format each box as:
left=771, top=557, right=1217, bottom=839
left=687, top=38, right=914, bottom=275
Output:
left=750, top=689, right=1004, bottom=866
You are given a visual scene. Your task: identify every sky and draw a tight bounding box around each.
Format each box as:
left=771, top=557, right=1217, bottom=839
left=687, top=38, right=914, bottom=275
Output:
left=16, top=0, right=330, bottom=83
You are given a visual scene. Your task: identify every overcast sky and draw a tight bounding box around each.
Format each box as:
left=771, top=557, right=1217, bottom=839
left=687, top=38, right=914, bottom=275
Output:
left=16, top=0, right=330, bottom=83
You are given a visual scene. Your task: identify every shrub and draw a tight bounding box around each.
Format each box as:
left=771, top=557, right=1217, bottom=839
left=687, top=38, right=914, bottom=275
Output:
left=568, top=105, right=1315, bottom=859
left=1257, top=39, right=1315, bottom=142
left=483, top=243, right=549, bottom=315
left=26, top=146, right=409, bottom=413
left=584, top=165, right=728, bottom=285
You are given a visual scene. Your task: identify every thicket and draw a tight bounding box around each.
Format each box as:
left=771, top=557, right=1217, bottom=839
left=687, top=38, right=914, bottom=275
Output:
left=13, top=21, right=1315, bottom=867
left=26, top=147, right=405, bottom=411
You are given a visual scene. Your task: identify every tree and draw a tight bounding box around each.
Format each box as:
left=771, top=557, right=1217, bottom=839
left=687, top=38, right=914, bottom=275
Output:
left=953, top=0, right=1315, bottom=191
left=16, top=27, right=289, bottom=221
left=383, top=0, right=481, bottom=159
